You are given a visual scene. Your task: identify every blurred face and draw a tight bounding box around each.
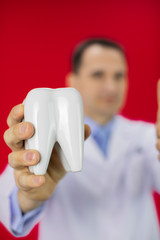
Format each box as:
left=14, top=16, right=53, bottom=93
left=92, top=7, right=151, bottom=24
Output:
left=68, top=44, right=128, bottom=122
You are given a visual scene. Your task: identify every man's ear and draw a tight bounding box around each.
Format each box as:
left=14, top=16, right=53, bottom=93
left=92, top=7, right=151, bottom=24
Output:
left=65, top=72, right=76, bottom=88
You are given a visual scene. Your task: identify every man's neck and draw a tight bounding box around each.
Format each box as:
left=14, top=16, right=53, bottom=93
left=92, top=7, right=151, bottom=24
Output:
left=84, top=110, right=115, bottom=126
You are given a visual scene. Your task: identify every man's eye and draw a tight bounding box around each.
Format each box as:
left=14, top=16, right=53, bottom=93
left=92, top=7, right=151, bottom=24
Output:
left=91, top=72, right=104, bottom=79
left=114, top=72, right=124, bottom=80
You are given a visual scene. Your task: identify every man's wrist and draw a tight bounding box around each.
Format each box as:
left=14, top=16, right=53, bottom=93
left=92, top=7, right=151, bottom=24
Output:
left=18, top=190, right=44, bottom=214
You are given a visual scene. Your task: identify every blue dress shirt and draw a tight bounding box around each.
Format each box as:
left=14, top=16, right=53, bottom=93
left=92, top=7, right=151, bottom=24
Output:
left=84, top=115, right=116, bottom=156
left=10, top=186, right=46, bottom=235
left=9, top=115, right=116, bottom=235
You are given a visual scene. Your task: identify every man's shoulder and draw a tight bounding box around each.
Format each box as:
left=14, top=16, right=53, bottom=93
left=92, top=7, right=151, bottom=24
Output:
left=116, top=114, right=155, bottom=135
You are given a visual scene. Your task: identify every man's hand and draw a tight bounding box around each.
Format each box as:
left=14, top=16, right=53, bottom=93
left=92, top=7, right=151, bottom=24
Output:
left=156, top=79, right=160, bottom=160
left=3, top=103, right=91, bottom=214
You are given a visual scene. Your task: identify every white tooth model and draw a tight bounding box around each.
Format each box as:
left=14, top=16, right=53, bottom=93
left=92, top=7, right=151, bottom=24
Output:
left=22, top=88, right=84, bottom=175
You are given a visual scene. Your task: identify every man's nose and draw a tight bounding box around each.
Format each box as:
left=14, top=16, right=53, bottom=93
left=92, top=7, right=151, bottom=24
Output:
left=103, top=79, right=116, bottom=93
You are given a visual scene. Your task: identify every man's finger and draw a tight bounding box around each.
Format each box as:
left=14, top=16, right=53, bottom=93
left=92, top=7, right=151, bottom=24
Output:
left=84, top=124, right=91, bottom=140
left=7, top=104, right=24, bottom=128
left=15, top=170, right=45, bottom=191
left=8, top=150, right=40, bottom=170
left=157, top=79, right=160, bottom=123
left=157, top=79, right=160, bottom=107
left=3, top=121, right=35, bottom=151
left=156, top=123, right=160, bottom=138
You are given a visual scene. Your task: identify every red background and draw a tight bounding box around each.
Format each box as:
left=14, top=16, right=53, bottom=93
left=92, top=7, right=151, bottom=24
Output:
left=0, top=0, right=160, bottom=239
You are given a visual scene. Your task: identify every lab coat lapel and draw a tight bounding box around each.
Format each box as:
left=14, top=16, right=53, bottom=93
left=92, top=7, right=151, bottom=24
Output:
left=83, top=115, right=132, bottom=194
left=84, top=115, right=132, bottom=166
left=108, top=115, right=132, bottom=162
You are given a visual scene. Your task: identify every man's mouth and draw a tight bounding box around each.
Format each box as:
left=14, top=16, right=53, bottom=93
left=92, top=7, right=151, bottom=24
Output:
left=100, top=97, right=116, bottom=103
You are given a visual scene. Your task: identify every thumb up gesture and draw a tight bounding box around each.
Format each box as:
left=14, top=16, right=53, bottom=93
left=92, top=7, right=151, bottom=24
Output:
left=156, top=79, right=160, bottom=159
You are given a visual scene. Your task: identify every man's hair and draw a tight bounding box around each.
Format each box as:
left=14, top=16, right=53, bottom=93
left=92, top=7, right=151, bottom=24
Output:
left=72, top=38, right=126, bottom=73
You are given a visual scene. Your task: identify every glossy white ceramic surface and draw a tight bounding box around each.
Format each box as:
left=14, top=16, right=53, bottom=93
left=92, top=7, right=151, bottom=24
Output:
left=23, top=88, right=84, bottom=175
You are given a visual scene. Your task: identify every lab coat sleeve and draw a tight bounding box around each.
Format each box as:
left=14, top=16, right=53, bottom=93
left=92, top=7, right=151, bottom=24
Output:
left=9, top=185, right=46, bottom=237
left=0, top=164, right=46, bottom=237
left=143, top=123, right=160, bottom=193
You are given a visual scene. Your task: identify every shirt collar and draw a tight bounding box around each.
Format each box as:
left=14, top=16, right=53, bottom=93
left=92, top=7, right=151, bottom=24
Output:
left=84, top=115, right=116, bottom=138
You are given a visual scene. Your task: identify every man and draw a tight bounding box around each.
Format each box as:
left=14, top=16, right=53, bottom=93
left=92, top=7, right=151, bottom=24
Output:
left=1, top=38, right=160, bottom=239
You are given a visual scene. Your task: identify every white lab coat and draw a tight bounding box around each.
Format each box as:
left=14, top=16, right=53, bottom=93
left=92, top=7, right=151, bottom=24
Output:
left=1, top=115, right=160, bottom=240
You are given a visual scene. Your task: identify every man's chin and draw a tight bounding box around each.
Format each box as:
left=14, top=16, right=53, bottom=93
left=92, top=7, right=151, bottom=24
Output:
left=97, top=109, right=117, bottom=118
